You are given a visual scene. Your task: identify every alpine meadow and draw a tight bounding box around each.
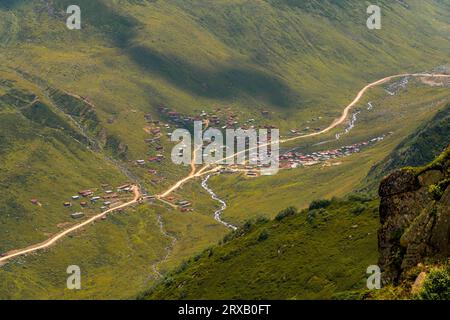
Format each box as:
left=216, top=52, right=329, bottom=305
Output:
left=0, top=0, right=449, bottom=304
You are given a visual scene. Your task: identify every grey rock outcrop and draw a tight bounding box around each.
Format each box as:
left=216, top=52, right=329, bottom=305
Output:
left=378, top=148, right=449, bottom=284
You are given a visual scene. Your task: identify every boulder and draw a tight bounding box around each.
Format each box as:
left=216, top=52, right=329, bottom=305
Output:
left=378, top=158, right=449, bottom=284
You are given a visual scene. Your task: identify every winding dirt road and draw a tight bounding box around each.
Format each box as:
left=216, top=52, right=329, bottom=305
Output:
left=0, top=186, right=142, bottom=264
left=160, top=73, right=450, bottom=193
left=1, top=72, right=449, bottom=265
left=281, top=73, right=450, bottom=142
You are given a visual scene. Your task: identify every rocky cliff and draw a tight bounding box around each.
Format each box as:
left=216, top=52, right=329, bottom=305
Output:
left=378, top=147, right=449, bottom=284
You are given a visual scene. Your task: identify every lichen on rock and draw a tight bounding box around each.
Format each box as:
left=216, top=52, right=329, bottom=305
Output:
left=377, top=147, right=449, bottom=284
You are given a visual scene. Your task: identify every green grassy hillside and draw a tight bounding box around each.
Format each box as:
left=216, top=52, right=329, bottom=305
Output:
left=1, top=0, right=449, bottom=130
left=361, top=103, right=450, bottom=193
left=141, top=197, right=379, bottom=300
left=141, top=148, right=450, bottom=301
left=0, top=71, right=128, bottom=252
left=0, top=0, right=449, bottom=299
left=203, top=83, right=450, bottom=227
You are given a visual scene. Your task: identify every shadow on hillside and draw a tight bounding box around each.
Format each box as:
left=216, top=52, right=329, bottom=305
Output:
left=0, top=0, right=27, bottom=9
left=126, top=45, right=297, bottom=108
left=51, top=0, right=299, bottom=108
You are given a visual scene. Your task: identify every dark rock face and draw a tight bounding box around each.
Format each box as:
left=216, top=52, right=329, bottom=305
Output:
left=378, top=170, right=420, bottom=198
left=378, top=152, right=449, bottom=284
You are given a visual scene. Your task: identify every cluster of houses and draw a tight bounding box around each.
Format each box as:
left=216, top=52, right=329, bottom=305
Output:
left=141, top=107, right=389, bottom=175
left=142, top=112, right=169, bottom=167
left=142, top=107, right=275, bottom=170
left=176, top=200, right=193, bottom=212
left=63, top=183, right=132, bottom=219
left=279, top=135, right=387, bottom=169
left=287, top=117, right=325, bottom=136
left=385, top=77, right=409, bottom=96
left=156, top=105, right=279, bottom=132
left=144, top=112, right=165, bottom=146
left=136, top=154, right=165, bottom=166
left=218, top=164, right=268, bottom=178
left=157, top=106, right=205, bottom=128
left=163, top=196, right=193, bottom=212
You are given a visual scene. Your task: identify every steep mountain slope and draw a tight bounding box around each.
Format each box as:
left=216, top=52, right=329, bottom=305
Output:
left=204, top=88, right=450, bottom=227
left=0, top=0, right=449, bottom=128
left=378, top=147, right=449, bottom=284
left=141, top=198, right=380, bottom=300
left=0, top=71, right=178, bottom=299
left=141, top=148, right=449, bottom=300
left=369, top=147, right=450, bottom=300
left=0, top=0, right=449, bottom=299
left=0, top=71, right=127, bottom=252
left=362, top=103, right=450, bottom=192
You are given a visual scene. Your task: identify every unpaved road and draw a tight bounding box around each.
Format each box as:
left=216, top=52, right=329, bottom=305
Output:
left=0, top=186, right=142, bottom=264
left=160, top=73, right=450, bottom=195
left=1, top=73, right=448, bottom=265
left=281, top=73, right=449, bottom=142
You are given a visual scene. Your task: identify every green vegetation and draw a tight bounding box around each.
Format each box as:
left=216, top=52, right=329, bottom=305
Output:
left=142, top=146, right=450, bottom=300
left=0, top=72, right=127, bottom=252
left=418, top=265, right=450, bottom=300
left=141, top=197, right=379, bottom=300
left=367, top=263, right=450, bottom=301
left=411, top=146, right=450, bottom=177
left=0, top=205, right=173, bottom=299
left=362, top=103, right=450, bottom=192
left=275, top=206, right=297, bottom=221
left=0, top=0, right=449, bottom=299
left=309, top=199, right=332, bottom=210
left=1, top=0, right=450, bottom=131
